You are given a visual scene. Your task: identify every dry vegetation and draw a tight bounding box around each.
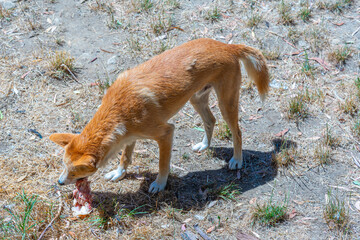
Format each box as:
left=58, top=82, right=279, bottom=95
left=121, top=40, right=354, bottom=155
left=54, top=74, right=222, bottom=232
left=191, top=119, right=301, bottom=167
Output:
left=0, top=0, right=360, bottom=239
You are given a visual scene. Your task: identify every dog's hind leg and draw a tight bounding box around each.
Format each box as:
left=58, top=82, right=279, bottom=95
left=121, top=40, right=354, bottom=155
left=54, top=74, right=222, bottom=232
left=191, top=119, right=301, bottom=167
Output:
left=190, top=85, right=216, bottom=152
left=213, top=69, right=243, bottom=170
left=149, top=123, right=175, bottom=193
left=105, top=141, right=136, bottom=181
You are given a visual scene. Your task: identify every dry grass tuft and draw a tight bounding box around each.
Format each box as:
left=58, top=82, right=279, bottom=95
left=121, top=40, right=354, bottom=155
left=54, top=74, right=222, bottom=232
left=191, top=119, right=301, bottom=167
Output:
left=272, top=140, right=297, bottom=168
left=353, top=119, right=360, bottom=138
left=324, top=190, right=350, bottom=232
left=262, top=49, right=280, bottom=61
left=328, top=45, right=353, bottom=66
left=0, top=6, right=11, bottom=19
left=355, top=77, right=360, bottom=98
left=287, top=27, right=301, bottom=43
left=131, top=0, right=154, bottom=13
left=246, top=11, right=263, bottom=28
left=278, top=0, right=295, bottom=25
left=314, top=143, right=331, bottom=165
left=150, top=13, right=173, bottom=35
left=339, top=96, right=358, bottom=116
left=305, top=25, right=329, bottom=53
left=323, top=124, right=339, bottom=148
left=48, top=51, right=76, bottom=80
left=287, top=93, right=309, bottom=120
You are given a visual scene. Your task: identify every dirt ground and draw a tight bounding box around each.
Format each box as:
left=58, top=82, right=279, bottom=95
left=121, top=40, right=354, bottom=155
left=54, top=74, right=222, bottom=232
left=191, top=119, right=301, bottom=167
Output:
left=0, top=0, right=359, bottom=239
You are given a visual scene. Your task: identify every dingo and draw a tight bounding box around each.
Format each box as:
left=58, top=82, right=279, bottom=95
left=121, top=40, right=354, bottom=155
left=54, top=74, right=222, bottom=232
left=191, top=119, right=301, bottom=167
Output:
left=50, top=38, right=270, bottom=193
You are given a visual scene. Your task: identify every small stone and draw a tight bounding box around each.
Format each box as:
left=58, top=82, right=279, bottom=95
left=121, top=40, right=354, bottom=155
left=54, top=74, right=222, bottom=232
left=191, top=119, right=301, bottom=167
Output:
left=194, top=214, right=205, bottom=221
left=107, top=56, right=118, bottom=65
left=0, top=1, right=16, bottom=10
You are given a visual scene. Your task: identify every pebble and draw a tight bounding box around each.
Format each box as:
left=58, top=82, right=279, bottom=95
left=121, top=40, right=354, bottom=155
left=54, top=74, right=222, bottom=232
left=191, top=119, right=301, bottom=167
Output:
left=107, top=56, right=118, bottom=65
left=194, top=214, right=205, bottom=221
left=0, top=0, right=16, bottom=10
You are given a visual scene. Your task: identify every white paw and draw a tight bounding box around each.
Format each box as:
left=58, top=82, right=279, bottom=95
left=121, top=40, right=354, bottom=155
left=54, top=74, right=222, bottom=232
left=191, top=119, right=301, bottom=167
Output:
left=148, top=180, right=166, bottom=193
left=104, top=168, right=126, bottom=182
left=192, top=142, right=209, bottom=152
left=229, top=157, right=243, bottom=170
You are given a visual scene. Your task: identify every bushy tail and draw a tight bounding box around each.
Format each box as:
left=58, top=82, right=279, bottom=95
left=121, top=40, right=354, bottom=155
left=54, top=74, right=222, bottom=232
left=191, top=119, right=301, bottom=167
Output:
left=231, top=44, right=270, bottom=101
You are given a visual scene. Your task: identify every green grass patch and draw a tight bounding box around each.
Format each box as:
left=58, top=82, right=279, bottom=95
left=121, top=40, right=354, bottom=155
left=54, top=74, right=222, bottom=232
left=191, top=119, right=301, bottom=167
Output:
left=1, top=190, right=53, bottom=239
left=299, top=6, right=311, bottom=21
left=301, top=51, right=315, bottom=77
left=205, top=6, right=221, bottom=23
left=252, top=191, right=288, bottom=226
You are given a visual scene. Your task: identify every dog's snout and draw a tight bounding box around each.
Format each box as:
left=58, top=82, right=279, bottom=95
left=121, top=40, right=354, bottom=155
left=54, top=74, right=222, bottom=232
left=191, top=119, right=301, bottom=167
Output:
left=58, top=179, right=65, bottom=185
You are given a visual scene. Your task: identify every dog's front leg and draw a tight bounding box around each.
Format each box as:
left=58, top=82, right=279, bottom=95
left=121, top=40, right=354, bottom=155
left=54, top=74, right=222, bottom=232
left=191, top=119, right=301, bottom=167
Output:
left=148, top=123, right=174, bottom=193
left=105, top=141, right=136, bottom=181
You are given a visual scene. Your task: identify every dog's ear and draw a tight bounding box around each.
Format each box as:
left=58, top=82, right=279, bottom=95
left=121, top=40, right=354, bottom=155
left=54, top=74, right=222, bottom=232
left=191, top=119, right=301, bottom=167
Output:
left=49, top=133, right=77, bottom=147
left=75, top=155, right=97, bottom=170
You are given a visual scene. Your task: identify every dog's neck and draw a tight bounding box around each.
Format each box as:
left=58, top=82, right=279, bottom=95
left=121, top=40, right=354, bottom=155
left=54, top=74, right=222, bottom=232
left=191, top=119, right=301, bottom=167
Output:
left=80, top=103, right=127, bottom=166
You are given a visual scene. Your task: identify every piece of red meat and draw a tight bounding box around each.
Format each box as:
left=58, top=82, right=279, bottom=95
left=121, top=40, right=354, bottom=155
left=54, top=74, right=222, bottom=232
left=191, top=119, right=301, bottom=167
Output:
left=72, top=178, right=92, bottom=217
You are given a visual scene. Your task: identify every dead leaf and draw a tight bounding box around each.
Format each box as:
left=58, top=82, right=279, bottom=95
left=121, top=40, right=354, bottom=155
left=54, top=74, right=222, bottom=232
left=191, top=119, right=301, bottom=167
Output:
left=339, top=118, right=346, bottom=123
left=307, top=136, right=321, bottom=141
left=207, top=200, right=217, bottom=208
left=206, top=226, right=215, bottom=233
left=21, top=71, right=31, bottom=79
left=225, top=33, right=233, bottom=43
left=181, top=224, right=186, bottom=231
left=16, top=175, right=27, bottom=183
left=293, top=200, right=305, bottom=205
left=249, top=197, right=257, bottom=205
left=274, top=128, right=289, bottom=137
left=290, top=50, right=303, bottom=56
left=183, top=218, right=192, bottom=223
left=100, top=48, right=114, bottom=54
left=354, top=201, right=360, bottom=212
left=68, top=231, right=76, bottom=238
left=221, top=13, right=230, bottom=19
left=288, top=209, right=297, bottom=219
left=249, top=115, right=263, bottom=120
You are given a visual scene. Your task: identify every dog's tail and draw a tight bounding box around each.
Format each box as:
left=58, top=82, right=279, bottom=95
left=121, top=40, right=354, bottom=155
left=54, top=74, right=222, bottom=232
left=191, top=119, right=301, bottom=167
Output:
left=231, top=44, right=270, bottom=101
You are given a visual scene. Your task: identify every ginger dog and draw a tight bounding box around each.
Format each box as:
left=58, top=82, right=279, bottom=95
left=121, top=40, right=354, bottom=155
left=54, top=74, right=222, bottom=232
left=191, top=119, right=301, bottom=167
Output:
left=49, top=38, right=270, bottom=193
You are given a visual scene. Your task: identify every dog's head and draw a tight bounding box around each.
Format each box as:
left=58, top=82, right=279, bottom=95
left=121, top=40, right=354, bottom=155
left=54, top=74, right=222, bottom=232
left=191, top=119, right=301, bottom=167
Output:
left=49, top=133, right=97, bottom=185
